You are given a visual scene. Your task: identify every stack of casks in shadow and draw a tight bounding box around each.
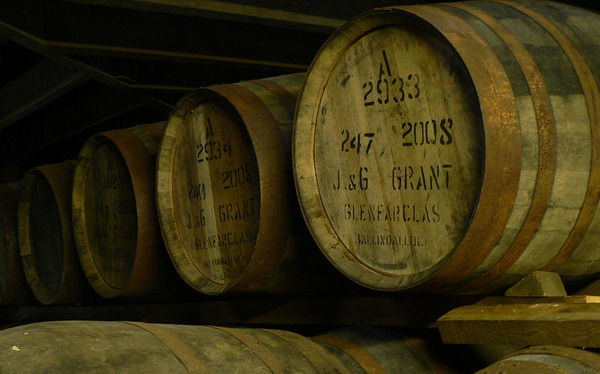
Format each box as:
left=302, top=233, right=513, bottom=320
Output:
left=293, top=0, right=600, bottom=294
left=4, top=1, right=600, bottom=371
left=0, top=321, right=485, bottom=373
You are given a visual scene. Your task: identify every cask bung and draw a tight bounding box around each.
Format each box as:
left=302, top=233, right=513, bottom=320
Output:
left=72, top=123, right=171, bottom=298
left=476, top=346, right=600, bottom=374
left=0, top=183, right=31, bottom=304
left=18, top=161, right=87, bottom=304
left=0, top=321, right=350, bottom=373
left=157, top=74, right=331, bottom=295
left=293, top=0, right=600, bottom=293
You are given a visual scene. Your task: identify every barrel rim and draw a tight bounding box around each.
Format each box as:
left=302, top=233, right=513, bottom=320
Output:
left=72, top=128, right=162, bottom=298
left=157, top=82, right=293, bottom=294
left=18, top=162, right=83, bottom=304
left=293, top=6, right=523, bottom=291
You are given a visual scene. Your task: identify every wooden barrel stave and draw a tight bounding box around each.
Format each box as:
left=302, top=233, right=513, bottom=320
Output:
left=157, top=73, right=339, bottom=295
left=427, top=1, right=589, bottom=292
left=293, top=0, right=600, bottom=293
left=314, top=326, right=474, bottom=373
left=0, top=321, right=350, bottom=373
left=476, top=346, right=600, bottom=374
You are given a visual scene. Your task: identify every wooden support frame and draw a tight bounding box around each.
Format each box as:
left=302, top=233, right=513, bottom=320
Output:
left=438, top=274, right=600, bottom=347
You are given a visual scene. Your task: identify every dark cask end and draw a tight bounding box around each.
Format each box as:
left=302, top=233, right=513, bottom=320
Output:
left=0, top=321, right=350, bottom=373
left=157, top=74, right=319, bottom=295
left=18, top=161, right=87, bottom=304
left=72, top=123, right=169, bottom=299
left=0, top=183, right=32, bottom=304
left=476, top=346, right=600, bottom=374
left=293, top=0, right=600, bottom=293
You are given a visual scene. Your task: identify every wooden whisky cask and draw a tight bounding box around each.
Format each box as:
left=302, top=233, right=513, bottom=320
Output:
left=18, top=161, right=87, bottom=304
left=0, top=183, right=32, bottom=304
left=476, top=346, right=600, bottom=374
left=157, top=74, right=322, bottom=295
left=314, top=327, right=471, bottom=373
left=72, top=123, right=171, bottom=299
left=0, top=320, right=350, bottom=373
left=294, top=0, right=600, bottom=293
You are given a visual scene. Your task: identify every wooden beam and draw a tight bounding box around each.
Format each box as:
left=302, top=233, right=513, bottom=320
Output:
left=58, top=0, right=353, bottom=33
left=0, top=19, right=171, bottom=111
left=438, top=302, right=600, bottom=347
left=0, top=57, right=89, bottom=130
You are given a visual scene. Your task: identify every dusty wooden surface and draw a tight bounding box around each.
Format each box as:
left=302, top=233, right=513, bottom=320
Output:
left=504, top=271, right=567, bottom=297
left=157, top=74, right=335, bottom=295
left=438, top=300, right=600, bottom=347
left=0, top=321, right=351, bottom=373
left=294, top=0, right=600, bottom=294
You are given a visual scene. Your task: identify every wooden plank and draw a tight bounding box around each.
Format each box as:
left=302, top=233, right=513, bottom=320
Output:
left=0, top=57, right=88, bottom=130
left=438, top=302, right=600, bottom=347
left=59, top=0, right=384, bottom=33
left=0, top=0, right=326, bottom=69
left=476, top=295, right=600, bottom=305
left=504, top=271, right=567, bottom=297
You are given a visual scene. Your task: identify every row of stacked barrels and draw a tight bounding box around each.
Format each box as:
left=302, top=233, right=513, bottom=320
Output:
left=1, top=320, right=600, bottom=372
left=1, top=73, right=350, bottom=305
left=1, top=0, right=600, bottom=372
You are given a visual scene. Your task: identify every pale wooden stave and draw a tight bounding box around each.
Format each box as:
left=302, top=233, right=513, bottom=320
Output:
left=72, top=123, right=170, bottom=298
left=157, top=74, right=316, bottom=295
left=0, top=320, right=350, bottom=373
left=18, top=161, right=88, bottom=305
left=294, top=0, right=600, bottom=292
left=476, top=346, right=600, bottom=374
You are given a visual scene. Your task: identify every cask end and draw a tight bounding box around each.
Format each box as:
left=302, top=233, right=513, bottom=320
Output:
left=293, top=0, right=600, bottom=293
left=157, top=74, right=320, bottom=295
left=0, top=321, right=350, bottom=373
left=72, top=123, right=171, bottom=298
left=18, top=161, right=87, bottom=304
left=0, top=183, right=32, bottom=304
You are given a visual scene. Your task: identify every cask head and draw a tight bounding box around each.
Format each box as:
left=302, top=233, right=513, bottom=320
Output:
left=171, top=98, right=260, bottom=292
left=295, top=10, right=485, bottom=290
left=77, top=136, right=138, bottom=295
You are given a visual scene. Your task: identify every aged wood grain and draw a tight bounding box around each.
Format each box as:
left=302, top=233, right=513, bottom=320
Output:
left=157, top=74, right=317, bottom=294
left=293, top=0, right=600, bottom=293
left=0, top=321, right=351, bottom=373
left=438, top=302, right=600, bottom=347
left=476, top=346, right=600, bottom=374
